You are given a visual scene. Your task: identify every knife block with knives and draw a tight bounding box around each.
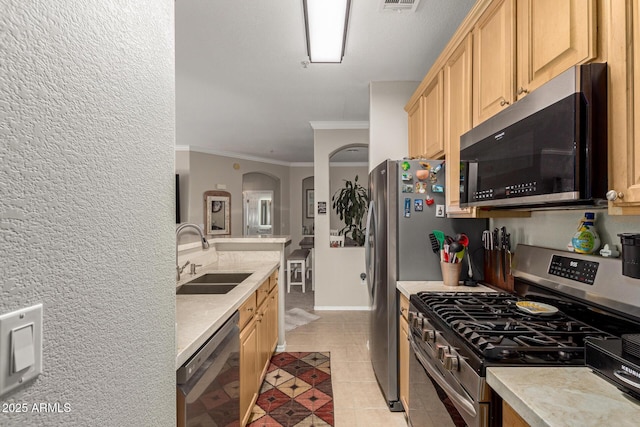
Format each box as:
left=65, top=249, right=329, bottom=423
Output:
left=482, top=227, right=514, bottom=291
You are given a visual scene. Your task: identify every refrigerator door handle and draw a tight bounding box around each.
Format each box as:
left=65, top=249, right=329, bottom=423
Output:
left=364, top=200, right=376, bottom=302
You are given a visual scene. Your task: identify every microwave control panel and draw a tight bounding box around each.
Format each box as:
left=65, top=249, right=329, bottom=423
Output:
left=473, top=181, right=538, bottom=201
left=548, top=255, right=599, bottom=285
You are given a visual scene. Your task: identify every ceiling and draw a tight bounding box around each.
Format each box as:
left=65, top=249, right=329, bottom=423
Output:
left=175, top=0, right=475, bottom=164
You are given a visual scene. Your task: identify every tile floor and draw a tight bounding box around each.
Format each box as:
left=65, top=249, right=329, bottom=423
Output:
left=284, top=282, right=408, bottom=427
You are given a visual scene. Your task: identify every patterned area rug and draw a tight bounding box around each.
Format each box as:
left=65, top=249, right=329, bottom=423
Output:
left=248, top=352, right=333, bottom=426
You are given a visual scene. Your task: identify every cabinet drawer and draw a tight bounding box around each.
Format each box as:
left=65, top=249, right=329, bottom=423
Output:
left=256, top=279, right=270, bottom=308
left=239, top=294, right=256, bottom=330
left=399, top=292, right=410, bottom=321
left=269, top=270, right=279, bottom=292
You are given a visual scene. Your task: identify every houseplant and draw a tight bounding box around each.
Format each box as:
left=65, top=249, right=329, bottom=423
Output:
left=331, top=175, right=369, bottom=246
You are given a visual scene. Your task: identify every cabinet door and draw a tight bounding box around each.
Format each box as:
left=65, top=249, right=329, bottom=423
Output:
left=268, top=287, right=279, bottom=353
left=240, top=319, right=258, bottom=426
left=256, top=302, right=269, bottom=379
left=502, top=400, right=530, bottom=426
left=516, top=0, right=596, bottom=98
left=607, top=0, right=640, bottom=212
left=423, top=70, right=445, bottom=159
left=444, top=34, right=476, bottom=217
left=407, top=97, right=426, bottom=158
left=399, top=314, right=409, bottom=412
left=473, top=0, right=516, bottom=126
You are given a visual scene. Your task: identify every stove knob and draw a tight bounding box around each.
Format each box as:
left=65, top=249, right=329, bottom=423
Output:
left=412, top=315, right=423, bottom=328
left=407, top=311, right=417, bottom=323
left=436, top=344, right=450, bottom=359
left=421, top=328, right=435, bottom=342
left=443, top=354, right=459, bottom=371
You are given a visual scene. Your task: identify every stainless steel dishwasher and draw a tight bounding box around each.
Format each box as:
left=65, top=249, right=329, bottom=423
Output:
left=177, top=311, right=240, bottom=427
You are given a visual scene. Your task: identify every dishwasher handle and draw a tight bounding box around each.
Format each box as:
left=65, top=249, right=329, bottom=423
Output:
left=177, top=310, right=240, bottom=384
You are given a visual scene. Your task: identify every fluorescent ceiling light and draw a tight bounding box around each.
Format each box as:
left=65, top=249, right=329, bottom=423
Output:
left=303, top=0, right=351, bottom=63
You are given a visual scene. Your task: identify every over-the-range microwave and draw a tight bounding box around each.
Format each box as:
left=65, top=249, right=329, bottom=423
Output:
left=460, top=63, right=608, bottom=209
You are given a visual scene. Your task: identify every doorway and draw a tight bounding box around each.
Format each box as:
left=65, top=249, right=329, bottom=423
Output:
left=241, top=172, right=280, bottom=236
left=243, top=190, right=273, bottom=236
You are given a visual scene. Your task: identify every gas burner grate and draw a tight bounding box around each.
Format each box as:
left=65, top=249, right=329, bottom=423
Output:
left=414, top=291, right=615, bottom=363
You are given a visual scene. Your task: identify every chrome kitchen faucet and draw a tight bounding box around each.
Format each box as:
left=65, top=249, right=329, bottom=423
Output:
left=176, top=223, right=209, bottom=280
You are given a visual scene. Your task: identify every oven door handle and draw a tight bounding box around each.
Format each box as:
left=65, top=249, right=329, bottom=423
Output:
left=409, top=334, right=477, bottom=418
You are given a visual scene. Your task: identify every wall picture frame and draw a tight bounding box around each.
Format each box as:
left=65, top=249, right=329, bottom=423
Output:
left=203, top=190, right=231, bottom=235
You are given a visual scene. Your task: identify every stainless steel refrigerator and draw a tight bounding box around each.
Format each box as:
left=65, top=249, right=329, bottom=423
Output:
left=365, top=159, right=487, bottom=411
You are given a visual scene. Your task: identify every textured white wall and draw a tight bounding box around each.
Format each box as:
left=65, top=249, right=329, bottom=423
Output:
left=1, top=1, right=175, bottom=426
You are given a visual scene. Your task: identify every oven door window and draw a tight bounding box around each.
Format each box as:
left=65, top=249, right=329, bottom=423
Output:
left=409, top=340, right=475, bottom=427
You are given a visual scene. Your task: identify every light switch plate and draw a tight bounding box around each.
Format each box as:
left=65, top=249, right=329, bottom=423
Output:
left=0, top=304, right=42, bottom=397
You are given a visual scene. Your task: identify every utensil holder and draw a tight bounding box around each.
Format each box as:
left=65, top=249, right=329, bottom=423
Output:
left=441, top=261, right=462, bottom=287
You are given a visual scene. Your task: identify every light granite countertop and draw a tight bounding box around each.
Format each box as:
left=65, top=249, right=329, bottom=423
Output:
left=210, top=235, right=291, bottom=244
left=487, top=367, right=640, bottom=426
left=397, top=280, right=496, bottom=298
left=175, top=260, right=279, bottom=369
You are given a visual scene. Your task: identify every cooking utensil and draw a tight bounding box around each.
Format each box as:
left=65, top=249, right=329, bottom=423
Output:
left=448, top=241, right=463, bottom=263
left=492, top=228, right=500, bottom=280
left=432, top=230, right=445, bottom=249
left=428, top=233, right=440, bottom=256
left=455, top=233, right=469, bottom=247
left=505, top=232, right=512, bottom=279
left=501, top=226, right=508, bottom=282
left=454, top=233, right=469, bottom=262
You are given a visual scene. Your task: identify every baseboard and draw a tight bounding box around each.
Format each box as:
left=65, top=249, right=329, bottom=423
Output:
left=313, top=305, right=371, bottom=311
left=276, top=343, right=286, bottom=352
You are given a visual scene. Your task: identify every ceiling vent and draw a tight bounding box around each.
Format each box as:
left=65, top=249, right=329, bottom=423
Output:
left=379, top=0, right=420, bottom=13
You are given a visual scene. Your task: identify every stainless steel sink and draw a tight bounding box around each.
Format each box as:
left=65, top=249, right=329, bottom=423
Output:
left=176, top=283, right=239, bottom=295
left=176, top=272, right=252, bottom=295
left=186, top=273, right=252, bottom=284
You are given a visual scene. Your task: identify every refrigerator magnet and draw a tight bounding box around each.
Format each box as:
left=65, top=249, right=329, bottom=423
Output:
left=404, top=198, right=411, bottom=217
left=415, top=182, right=427, bottom=193
left=426, top=195, right=435, bottom=206
left=401, top=161, right=411, bottom=171
left=414, top=199, right=423, bottom=212
left=401, top=172, right=413, bottom=181
left=431, top=184, right=444, bottom=193
left=402, top=184, right=414, bottom=193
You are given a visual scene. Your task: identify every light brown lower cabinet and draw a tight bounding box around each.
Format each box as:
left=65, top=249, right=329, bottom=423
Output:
left=502, top=400, right=530, bottom=427
left=240, top=317, right=258, bottom=426
left=239, top=270, right=279, bottom=426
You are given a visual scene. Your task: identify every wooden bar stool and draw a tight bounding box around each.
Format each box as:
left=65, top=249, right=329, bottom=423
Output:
left=287, top=249, right=310, bottom=293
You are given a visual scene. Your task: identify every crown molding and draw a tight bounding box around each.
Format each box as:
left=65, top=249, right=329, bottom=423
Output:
left=174, top=145, right=292, bottom=166
left=309, top=121, right=369, bottom=130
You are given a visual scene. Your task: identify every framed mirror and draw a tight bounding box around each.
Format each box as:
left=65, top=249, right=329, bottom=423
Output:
left=203, top=190, right=231, bottom=236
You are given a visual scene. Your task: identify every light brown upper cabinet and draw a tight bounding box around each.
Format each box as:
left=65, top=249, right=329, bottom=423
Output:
left=407, top=95, right=426, bottom=158
left=423, top=70, right=445, bottom=159
left=606, top=0, right=640, bottom=213
left=407, top=70, right=445, bottom=159
left=444, top=35, right=475, bottom=217
left=472, top=0, right=516, bottom=127
left=516, top=0, right=596, bottom=99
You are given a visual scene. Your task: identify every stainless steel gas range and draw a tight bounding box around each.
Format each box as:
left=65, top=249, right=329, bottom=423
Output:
left=407, top=245, right=640, bottom=427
